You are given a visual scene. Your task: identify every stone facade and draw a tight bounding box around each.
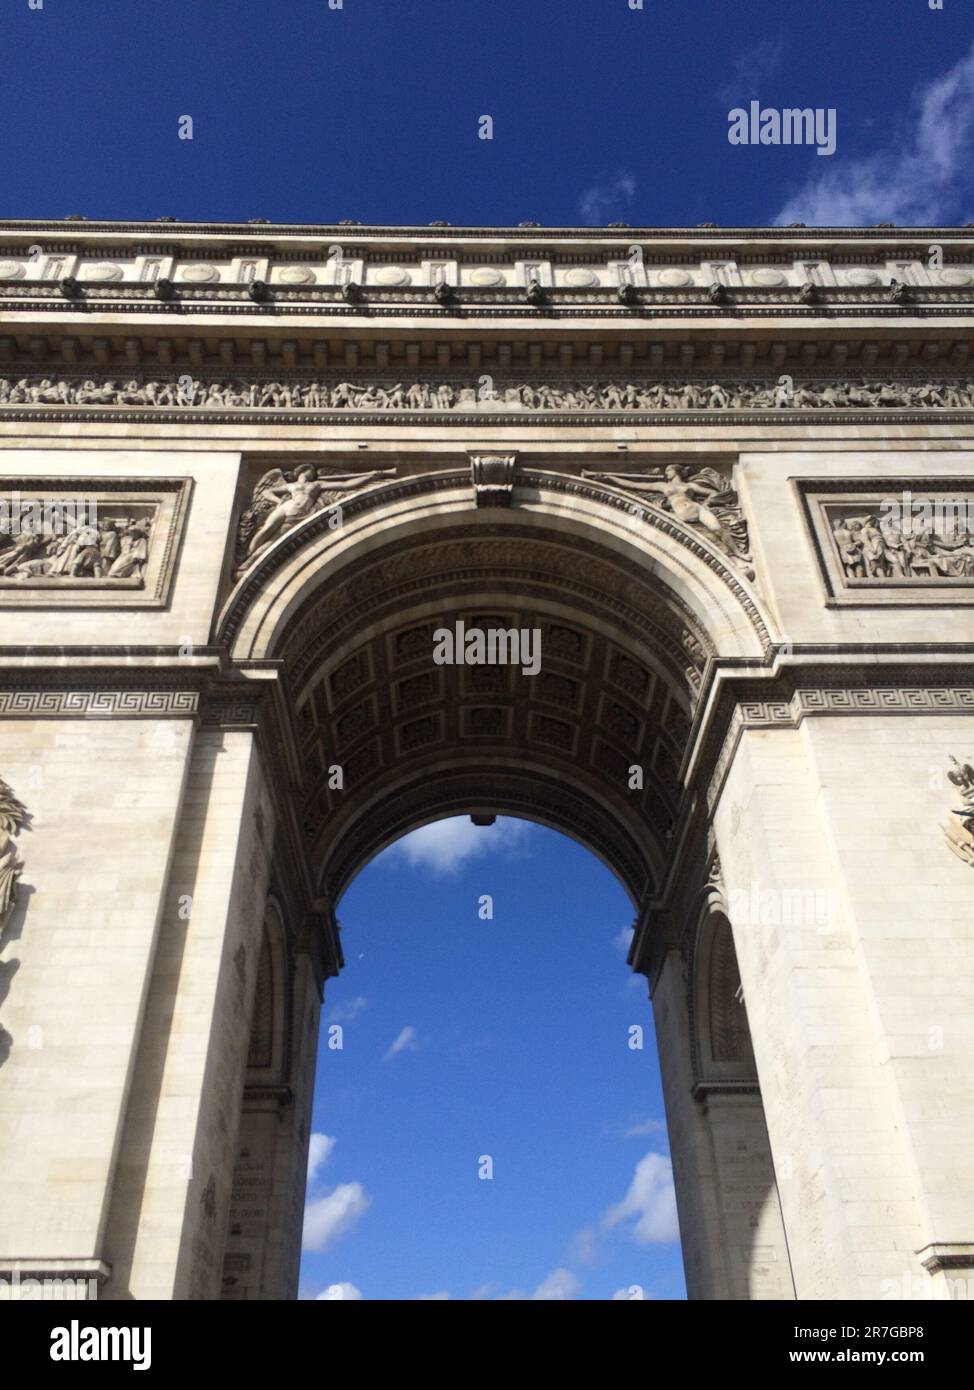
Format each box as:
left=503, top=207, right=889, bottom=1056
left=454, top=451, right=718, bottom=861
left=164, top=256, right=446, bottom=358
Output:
left=0, top=220, right=972, bottom=1299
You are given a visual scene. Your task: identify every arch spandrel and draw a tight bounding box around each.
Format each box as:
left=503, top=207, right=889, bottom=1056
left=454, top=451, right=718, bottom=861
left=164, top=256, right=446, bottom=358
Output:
left=218, top=469, right=773, bottom=665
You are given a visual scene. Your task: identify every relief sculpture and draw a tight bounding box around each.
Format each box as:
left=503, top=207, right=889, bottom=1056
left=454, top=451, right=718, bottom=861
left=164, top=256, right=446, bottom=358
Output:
left=237, top=465, right=396, bottom=567
left=0, top=776, right=27, bottom=934
left=584, top=465, right=753, bottom=577
left=3, top=374, right=974, bottom=414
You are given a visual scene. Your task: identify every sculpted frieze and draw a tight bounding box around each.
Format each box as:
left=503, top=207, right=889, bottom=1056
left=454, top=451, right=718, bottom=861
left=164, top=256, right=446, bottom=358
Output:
left=0, top=481, right=190, bottom=607
left=799, top=484, right=974, bottom=604
left=3, top=374, right=974, bottom=415
left=0, top=507, right=153, bottom=584
left=829, top=509, right=974, bottom=581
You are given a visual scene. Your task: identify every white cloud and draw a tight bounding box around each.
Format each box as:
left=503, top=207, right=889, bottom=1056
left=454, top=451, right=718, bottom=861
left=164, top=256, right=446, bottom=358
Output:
left=531, top=1267, right=580, bottom=1301
left=327, top=995, right=368, bottom=1025
left=612, top=924, right=634, bottom=957
left=381, top=815, right=533, bottom=876
left=306, top=1132, right=336, bottom=1186
left=315, top=1282, right=363, bottom=1300
left=415, top=1290, right=451, bottom=1300
left=489, top=1267, right=582, bottom=1300
left=774, top=42, right=974, bottom=226
left=303, top=1181, right=372, bottom=1253
left=383, top=1024, right=420, bottom=1061
left=623, top=1117, right=667, bottom=1138
left=569, top=1225, right=599, bottom=1265
left=602, top=1152, right=680, bottom=1245
left=579, top=172, right=636, bottom=226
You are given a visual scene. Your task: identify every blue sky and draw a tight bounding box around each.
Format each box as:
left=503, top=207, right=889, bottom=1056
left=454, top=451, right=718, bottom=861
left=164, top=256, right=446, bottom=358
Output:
left=1, top=0, right=973, bottom=227
left=299, top=818, right=682, bottom=1302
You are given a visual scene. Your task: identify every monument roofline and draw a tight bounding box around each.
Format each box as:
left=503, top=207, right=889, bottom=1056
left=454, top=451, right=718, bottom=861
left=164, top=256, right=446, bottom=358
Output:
left=0, top=220, right=971, bottom=252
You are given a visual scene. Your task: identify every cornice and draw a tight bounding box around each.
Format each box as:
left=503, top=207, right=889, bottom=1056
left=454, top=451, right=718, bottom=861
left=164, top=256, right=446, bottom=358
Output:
left=0, top=220, right=972, bottom=244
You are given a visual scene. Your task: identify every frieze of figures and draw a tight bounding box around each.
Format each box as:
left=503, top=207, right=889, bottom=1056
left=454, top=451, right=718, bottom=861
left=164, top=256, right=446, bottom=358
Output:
left=3, top=375, right=974, bottom=412
left=0, top=507, right=154, bottom=584
left=828, top=510, right=974, bottom=580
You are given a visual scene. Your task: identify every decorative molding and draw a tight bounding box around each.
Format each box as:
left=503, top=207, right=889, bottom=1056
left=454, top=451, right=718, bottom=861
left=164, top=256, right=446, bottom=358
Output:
left=470, top=453, right=517, bottom=508
left=0, top=690, right=199, bottom=717
left=916, top=1242, right=974, bottom=1274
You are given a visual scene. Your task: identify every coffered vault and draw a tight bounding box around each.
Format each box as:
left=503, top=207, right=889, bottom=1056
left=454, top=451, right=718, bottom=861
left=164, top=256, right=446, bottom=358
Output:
left=0, top=221, right=972, bottom=1302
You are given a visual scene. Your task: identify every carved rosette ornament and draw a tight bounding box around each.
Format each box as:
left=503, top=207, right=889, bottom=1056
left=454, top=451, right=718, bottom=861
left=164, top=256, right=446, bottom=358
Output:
left=942, top=757, right=974, bottom=867
left=0, top=775, right=28, bottom=933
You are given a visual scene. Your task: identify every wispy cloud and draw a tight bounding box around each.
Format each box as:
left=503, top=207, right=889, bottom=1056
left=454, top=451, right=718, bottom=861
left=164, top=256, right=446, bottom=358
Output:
left=579, top=172, right=636, bottom=226
left=623, top=1117, right=667, bottom=1139
left=383, top=1024, right=420, bottom=1061
left=327, top=995, right=368, bottom=1025
left=717, top=37, right=785, bottom=106
left=774, top=42, right=974, bottom=225
left=380, top=815, right=534, bottom=876
left=477, top=1268, right=581, bottom=1300
left=612, top=924, right=634, bottom=957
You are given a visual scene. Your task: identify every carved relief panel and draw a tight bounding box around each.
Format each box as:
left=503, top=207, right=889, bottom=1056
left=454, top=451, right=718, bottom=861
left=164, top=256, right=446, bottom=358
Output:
left=798, top=479, right=974, bottom=606
left=0, top=478, right=191, bottom=607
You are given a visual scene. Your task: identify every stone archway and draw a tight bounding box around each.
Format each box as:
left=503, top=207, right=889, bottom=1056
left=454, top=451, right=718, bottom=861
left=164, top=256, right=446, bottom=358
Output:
left=177, top=465, right=781, bottom=1300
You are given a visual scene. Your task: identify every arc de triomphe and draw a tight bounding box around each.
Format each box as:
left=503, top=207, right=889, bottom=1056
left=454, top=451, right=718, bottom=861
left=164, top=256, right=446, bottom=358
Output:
left=0, top=221, right=972, bottom=1301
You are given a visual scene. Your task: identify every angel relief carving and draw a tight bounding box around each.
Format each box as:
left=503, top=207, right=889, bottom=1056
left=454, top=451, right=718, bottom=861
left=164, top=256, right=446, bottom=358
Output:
left=236, top=464, right=396, bottom=569
left=942, top=756, right=974, bottom=868
left=0, top=775, right=28, bottom=934
left=583, top=464, right=753, bottom=578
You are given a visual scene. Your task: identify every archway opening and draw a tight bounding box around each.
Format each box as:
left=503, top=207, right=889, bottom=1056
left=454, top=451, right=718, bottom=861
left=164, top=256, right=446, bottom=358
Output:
left=298, top=814, right=684, bottom=1302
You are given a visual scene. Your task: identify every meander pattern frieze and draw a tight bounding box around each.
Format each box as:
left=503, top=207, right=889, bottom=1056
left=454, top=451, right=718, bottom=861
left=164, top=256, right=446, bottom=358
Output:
left=0, top=690, right=200, bottom=717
